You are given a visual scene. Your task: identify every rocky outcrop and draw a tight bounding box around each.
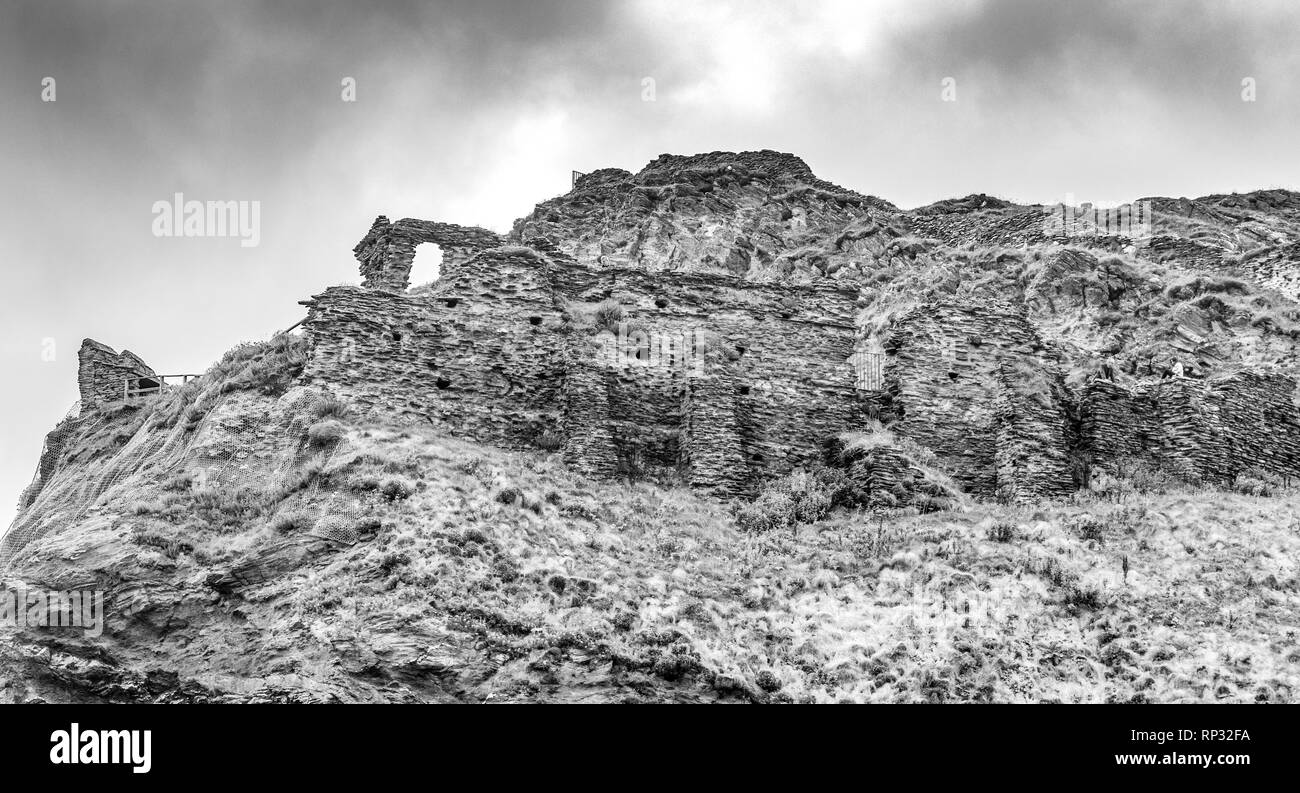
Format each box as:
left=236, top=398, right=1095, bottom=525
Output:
left=511, top=149, right=899, bottom=284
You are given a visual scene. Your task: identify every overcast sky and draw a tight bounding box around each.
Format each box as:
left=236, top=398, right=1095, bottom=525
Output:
left=2, top=0, right=1298, bottom=525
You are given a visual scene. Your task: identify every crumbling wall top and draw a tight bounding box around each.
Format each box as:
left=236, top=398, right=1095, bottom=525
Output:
left=354, top=215, right=505, bottom=291
left=77, top=338, right=155, bottom=408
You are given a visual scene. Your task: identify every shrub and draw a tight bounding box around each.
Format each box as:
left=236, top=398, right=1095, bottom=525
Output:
left=986, top=522, right=1017, bottom=542
left=734, top=468, right=844, bottom=532
left=1233, top=474, right=1270, bottom=497
left=214, top=333, right=308, bottom=397
left=834, top=428, right=965, bottom=513
left=492, top=558, right=520, bottom=582
left=1102, top=456, right=1190, bottom=495
left=495, top=487, right=523, bottom=506
left=187, top=485, right=267, bottom=528
left=313, top=394, right=350, bottom=420
left=560, top=503, right=599, bottom=522
left=380, top=476, right=415, bottom=502
left=1030, top=556, right=1069, bottom=588
left=307, top=419, right=346, bottom=447
left=534, top=430, right=564, bottom=451
left=1232, top=468, right=1286, bottom=497
left=271, top=511, right=311, bottom=534
left=182, top=403, right=207, bottom=431
left=131, top=526, right=192, bottom=559
left=593, top=300, right=625, bottom=333
left=460, top=527, right=489, bottom=545
left=1068, top=515, right=1106, bottom=543
left=313, top=514, right=356, bottom=539
left=268, top=461, right=330, bottom=503
left=1063, top=584, right=1104, bottom=612
left=377, top=551, right=411, bottom=573
left=755, top=670, right=782, bottom=693
left=128, top=500, right=160, bottom=516
left=348, top=473, right=381, bottom=492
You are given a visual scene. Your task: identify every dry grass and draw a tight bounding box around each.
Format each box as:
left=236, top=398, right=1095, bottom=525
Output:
left=107, top=416, right=1295, bottom=703
left=19, top=375, right=1300, bottom=704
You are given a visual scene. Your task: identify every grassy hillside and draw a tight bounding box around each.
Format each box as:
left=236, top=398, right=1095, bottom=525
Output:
left=5, top=379, right=1297, bottom=702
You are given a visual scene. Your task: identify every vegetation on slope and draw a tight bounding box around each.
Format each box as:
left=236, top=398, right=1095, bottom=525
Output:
left=11, top=380, right=1295, bottom=703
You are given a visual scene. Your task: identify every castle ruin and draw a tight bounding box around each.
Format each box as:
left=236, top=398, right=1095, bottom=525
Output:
left=66, top=153, right=1300, bottom=503
left=298, top=215, right=865, bottom=496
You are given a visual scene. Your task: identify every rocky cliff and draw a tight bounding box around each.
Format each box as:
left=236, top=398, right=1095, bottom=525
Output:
left=4, top=150, right=1300, bottom=703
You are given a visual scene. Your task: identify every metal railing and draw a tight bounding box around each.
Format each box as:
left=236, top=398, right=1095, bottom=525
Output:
left=122, top=373, right=203, bottom=402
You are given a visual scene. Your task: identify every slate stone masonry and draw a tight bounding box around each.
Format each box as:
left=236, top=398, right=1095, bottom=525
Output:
left=77, top=339, right=156, bottom=408
left=300, top=219, right=867, bottom=494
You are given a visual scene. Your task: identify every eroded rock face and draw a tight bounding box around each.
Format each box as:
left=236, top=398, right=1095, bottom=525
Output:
left=512, top=150, right=899, bottom=283
left=905, top=189, right=1300, bottom=303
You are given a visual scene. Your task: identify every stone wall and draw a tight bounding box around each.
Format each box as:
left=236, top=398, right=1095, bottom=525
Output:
left=302, top=228, right=866, bottom=493
left=299, top=248, right=568, bottom=448
left=562, top=263, right=863, bottom=482
left=680, top=370, right=749, bottom=495
left=78, top=339, right=156, bottom=408
left=992, top=356, right=1078, bottom=501
left=1081, top=371, right=1300, bottom=483
left=310, top=211, right=1300, bottom=501
left=353, top=215, right=505, bottom=291
left=883, top=302, right=1074, bottom=500
left=560, top=363, right=618, bottom=479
